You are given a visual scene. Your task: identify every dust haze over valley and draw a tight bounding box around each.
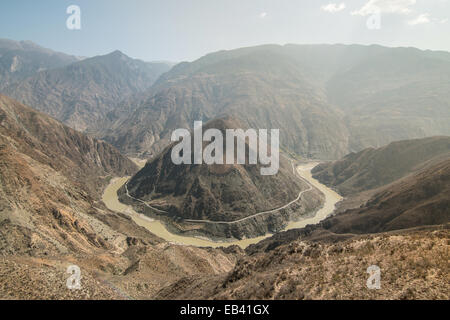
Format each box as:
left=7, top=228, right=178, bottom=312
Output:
left=0, top=0, right=449, bottom=302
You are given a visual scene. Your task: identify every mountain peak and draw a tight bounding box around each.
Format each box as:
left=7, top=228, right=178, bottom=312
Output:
left=108, top=49, right=128, bottom=59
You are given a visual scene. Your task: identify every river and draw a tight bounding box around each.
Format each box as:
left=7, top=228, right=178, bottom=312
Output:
left=101, top=163, right=342, bottom=249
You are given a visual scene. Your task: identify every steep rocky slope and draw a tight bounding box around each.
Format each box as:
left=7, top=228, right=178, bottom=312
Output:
left=126, top=117, right=304, bottom=220
left=154, top=158, right=450, bottom=300
left=0, top=94, right=139, bottom=255
left=244, top=158, right=450, bottom=258
left=248, top=155, right=450, bottom=254
left=120, top=117, right=323, bottom=239
left=0, top=95, right=242, bottom=299
left=153, top=147, right=450, bottom=300
left=312, top=136, right=450, bottom=195
left=317, top=158, right=450, bottom=235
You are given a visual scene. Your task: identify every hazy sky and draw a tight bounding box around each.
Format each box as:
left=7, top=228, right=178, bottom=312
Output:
left=1, top=0, right=449, bottom=62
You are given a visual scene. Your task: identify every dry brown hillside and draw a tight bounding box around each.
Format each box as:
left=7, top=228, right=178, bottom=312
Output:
left=312, top=136, right=450, bottom=196
left=320, top=158, right=450, bottom=235
left=0, top=95, right=242, bottom=299
left=155, top=226, right=449, bottom=300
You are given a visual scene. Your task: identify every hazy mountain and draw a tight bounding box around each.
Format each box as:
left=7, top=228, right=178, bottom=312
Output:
left=99, top=44, right=351, bottom=159
left=99, top=44, right=450, bottom=160
left=0, top=39, right=79, bottom=90
left=325, top=46, right=450, bottom=151
left=3, top=50, right=172, bottom=131
left=312, top=136, right=450, bottom=195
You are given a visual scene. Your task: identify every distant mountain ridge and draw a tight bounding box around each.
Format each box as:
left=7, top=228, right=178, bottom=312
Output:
left=2, top=49, right=172, bottom=131
left=98, top=44, right=450, bottom=159
left=0, top=39, right=79, bottom=90
left=3, top=41, right=449, bottom=159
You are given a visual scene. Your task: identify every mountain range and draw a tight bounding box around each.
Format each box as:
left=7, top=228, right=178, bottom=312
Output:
left=0, top=39, right=448, bottom=300
left=0, top=39, right=172, bottom=131
left=2, top=42, right=449, bottom=160
left=97, top=44, right=450, bottom=160
left=0, top=39, right=80, bottom=91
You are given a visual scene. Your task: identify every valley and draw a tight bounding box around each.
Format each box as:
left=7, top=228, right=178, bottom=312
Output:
left=118, top=117, right=325, bottom=240
left=102, top=161, right=341, bottom=248
left=0, top=37, right=448, bottom=301
left=95, top=45, right=450, bottom=160
left=286, top=163, right=342, bottom=230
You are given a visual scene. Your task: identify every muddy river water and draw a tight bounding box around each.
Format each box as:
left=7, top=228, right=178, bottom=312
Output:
left=102, top=163, right=342, bottom=249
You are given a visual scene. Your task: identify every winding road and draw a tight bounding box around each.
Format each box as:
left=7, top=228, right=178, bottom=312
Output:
left=183, top=161, right=313, bottom=224
left=102, top=161, right=342, bottom=248
left=124, top=182, right=167, bottom=214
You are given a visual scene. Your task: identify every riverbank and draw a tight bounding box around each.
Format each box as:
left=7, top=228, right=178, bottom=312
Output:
left=286, top=163, right=343, bottom=230
left=102, top=163, right=342, bottom=249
